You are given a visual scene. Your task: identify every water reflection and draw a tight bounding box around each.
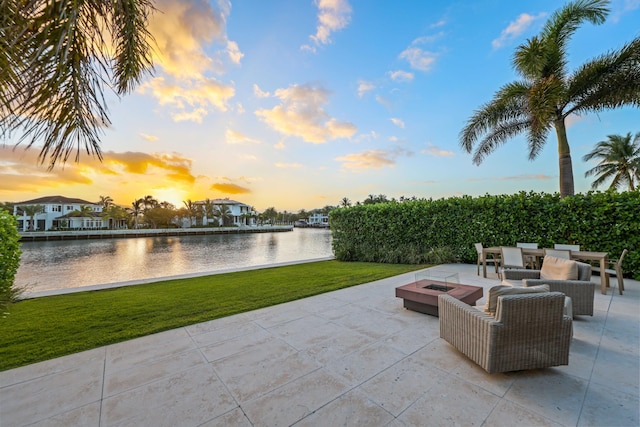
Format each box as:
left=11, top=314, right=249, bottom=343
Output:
left=16, top=228, right=333, bottom=293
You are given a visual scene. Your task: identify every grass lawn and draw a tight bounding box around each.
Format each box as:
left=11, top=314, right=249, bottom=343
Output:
left=0, top=260, right=425, bottom=371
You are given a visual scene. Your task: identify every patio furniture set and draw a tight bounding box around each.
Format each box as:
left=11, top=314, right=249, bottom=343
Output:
left=396, top=243, right=629, bottom=374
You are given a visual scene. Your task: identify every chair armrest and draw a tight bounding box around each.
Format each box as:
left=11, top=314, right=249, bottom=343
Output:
left=439, top=295, right=498, bottom=358
left=522, top=279, right=594, bottom=290
left=502, top=269, right=541, bottom=280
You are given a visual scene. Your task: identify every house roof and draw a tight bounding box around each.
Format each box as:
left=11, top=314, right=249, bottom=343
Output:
left=195, top=198, right=248, bottom=206
left=15, top=195, right=97, bottom=206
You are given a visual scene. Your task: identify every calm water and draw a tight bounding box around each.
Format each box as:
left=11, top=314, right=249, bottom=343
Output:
left=16, top=228, right=333, bottom=293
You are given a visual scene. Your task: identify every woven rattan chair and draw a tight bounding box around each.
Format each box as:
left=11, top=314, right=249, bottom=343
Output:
left=502, top=258, right=595, bottom=316
left=439, top=292, right=572, bottom=373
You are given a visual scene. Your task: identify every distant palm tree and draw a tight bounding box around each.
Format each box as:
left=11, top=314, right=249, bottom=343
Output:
left=460, top=0, right=640, bottom=198
left=130, top=199, right=144, bottom=229
left=98, top=195, right=113, bottom=209
left=340, top=197, right=351, bottom=208
left=21, top=204, right=44, bottom=231
left=183, top=199, right=197, bottom=227
left=142, top=195, right=158, bottom=210
left=217, top=204, right=233, bottom=227
left=583, top=132, right=640, bottom=190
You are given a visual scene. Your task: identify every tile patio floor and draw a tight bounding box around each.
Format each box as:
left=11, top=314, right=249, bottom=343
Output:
left=1, top=263, right=638, bottom=426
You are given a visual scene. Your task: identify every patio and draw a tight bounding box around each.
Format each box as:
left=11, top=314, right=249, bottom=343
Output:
left=1, top=263, right=638, bottom=426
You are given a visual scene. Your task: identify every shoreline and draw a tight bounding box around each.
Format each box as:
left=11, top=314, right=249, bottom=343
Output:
left=21, top=256, right=336, bottom=299
left=18, top=225, right=294, bottom=242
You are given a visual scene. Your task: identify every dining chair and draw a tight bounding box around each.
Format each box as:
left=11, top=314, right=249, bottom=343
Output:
left=544, top=248, right=572, bottom=259
left=517, top=242, right=539, bottom=269
left=592, top=249, right=628, bottom=295
left=554, top=244, right=580, bottom=251
left=475, top=243, right=499, bottom=275
left=500, top=246, right=525, bottom=278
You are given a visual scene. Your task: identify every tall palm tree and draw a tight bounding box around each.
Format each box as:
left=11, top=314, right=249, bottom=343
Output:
left=130, top=199, right=144, bottom=229
left=99, top=195, right=113, bottom=209
left=21, top=204, right=44, bottom=231
left=340, top=197, right=351, bottom=208
left=583, top=132, right=640, bottom=190
left=217, top=205, right=233, bottom=227
left=460, top=0, right=640, bottom=198
left=0, top=0, right=155, bottom=169
left=142, top=195, right=158, bottom=210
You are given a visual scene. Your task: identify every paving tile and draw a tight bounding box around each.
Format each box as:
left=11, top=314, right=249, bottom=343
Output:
left=105, top=328, right=195, bottom=373
left=101, top=364, right=235, bottom=426
left=189, top=320, right=265, bottom=347
left=242, top=368, right=351, bottom=427
left=578, top=381, right=640, bottom=427
left=396, top=373, right=500, bottom=426
left=28, top=402, right=101, bottom=427
left=199, top=407, right=253, bottom=427
left=293, top=389, right=394, bottom=427
left=212, top=342, right=320, bottom=402
left=268, top=314, right=345, bottom=351
left=324, top=340, right=407, bottom=387
left=591, top=346, right=640, bottom=395
left=301, top=328, right=376, bottom=365
left=484, top=399, right=564, bottom=427
left=184, top=312, right=253, bottom=336
left=104, top=348, right=208, bottom=397
left=359, top=355, right=449, bottom=416
left=199, top=327, right=274, bottom=362
left=0, top=356, right=104, bottom=426
left=504, top=369, right=588, bottom=426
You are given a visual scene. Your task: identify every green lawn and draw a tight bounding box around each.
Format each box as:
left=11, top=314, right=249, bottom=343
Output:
left=0, top=260, right=425, bottom=371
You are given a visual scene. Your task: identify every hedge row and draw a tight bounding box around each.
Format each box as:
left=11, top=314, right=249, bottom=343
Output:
left=330, top=191, right=639, bottom=280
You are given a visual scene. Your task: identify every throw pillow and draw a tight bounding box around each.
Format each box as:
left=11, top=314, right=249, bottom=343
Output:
left=540, top=255, right=578, bottom=280
left=484, top=284, right=550, bottom=315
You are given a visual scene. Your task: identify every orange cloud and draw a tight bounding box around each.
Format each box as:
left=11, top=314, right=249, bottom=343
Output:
left=255, top=83, right=356, bottom=143
left=211, top=182, right=251, bottom=194
left=336, top=149, right=406, bottom=170
left=102, top=151, right=196, bottom=183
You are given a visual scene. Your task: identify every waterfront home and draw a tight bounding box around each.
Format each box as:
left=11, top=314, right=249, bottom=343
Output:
left=193, top=198, right=256, bottom=227
left=13, top=195, right=104, bottom=231
left=307, top=212, right=329, bottom=227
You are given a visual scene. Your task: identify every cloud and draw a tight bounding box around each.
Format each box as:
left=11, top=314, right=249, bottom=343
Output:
left=336, top=148, right=410, bottom=170
left=253, top=84, right=270, bottom=98
left=210, top=182, right=251, bottom=194
left=141, top=0, right=239, bottom=122
left=430, top=19, right=446, bottom=28
left=492, top=12, right=546, bottom=49
left=390, top=118, right=405, bottom=128
left=274, top=140, right=286, bottom=150
left=388, top=70, right=414, bottom=82
left=422, top=143, right=454, bottom=157
left=375, top=95, right=392, bottom=109
left=139, top=76, right=235, bottom=122
left=255, top=83, right=357, bottom=143
left=102, top=151, right=196, bottom=183
left=225, top=129, right=261, bottom=144
left=275, top=162, right=303, bottom=168
left=357, top=80, right=375, bottom=97
left=399, top=47, right=438, bottom=71
left=140, top=133, right=159, bottom=142
left=303, top=0, right=352, bottom=50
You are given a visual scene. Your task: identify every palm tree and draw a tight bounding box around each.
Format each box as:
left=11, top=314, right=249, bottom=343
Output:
left=217, top=204, right=233, bottom=227
left=21, top=204, right=44, bottom=231
left=142, top=195, right=158, bottom=211
left=183, top=200, right=197, bottom=227
left=130, top=199, right=144, bottom=229
left=98, top=195, right=113, bottom=209
left=460, top=0, right=640, bottom=198
left=583, top=132, right=640, bottom=190
left=340, top=197, right=351, bottom=208
left=1, top=0, right=155, bottom=169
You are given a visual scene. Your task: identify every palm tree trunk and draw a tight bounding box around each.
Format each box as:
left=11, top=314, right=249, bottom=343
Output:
left=555, top=119, right=575, bottom=197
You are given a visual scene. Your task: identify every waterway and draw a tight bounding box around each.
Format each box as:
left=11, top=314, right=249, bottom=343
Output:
left=15, top=228, right=333, bottom=294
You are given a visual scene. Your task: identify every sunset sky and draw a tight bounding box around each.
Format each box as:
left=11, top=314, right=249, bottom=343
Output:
left=1, top=0, right=639, bottom=212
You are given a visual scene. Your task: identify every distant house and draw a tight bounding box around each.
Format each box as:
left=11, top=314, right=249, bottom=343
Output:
left=192, top=198, right=256, bottom=227
left=13, top=195, right=104, bottom=231
left=307, top=212, right=329, bottom=227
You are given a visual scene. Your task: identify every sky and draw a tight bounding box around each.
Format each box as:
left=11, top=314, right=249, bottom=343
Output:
left=1, top=0, right=639, bottom=212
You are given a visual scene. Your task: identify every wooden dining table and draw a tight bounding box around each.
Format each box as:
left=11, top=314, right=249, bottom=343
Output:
left=482, top=247, right=610, bottom=295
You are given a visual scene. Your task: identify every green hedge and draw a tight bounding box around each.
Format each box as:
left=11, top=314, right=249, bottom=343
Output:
left=0, top=209, right=22, bottom=312
left=330, top=191, right=640, bottom=279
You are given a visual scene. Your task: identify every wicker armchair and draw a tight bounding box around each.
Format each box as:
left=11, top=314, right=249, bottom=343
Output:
left=502, top=261, right=594, bottom=316
left=439, top=293, right=572, bottom=374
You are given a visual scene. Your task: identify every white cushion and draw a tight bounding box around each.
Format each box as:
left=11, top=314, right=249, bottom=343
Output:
left=540, top=255, right=578, bottom=280
left=484, top=284, right=550, bottom=315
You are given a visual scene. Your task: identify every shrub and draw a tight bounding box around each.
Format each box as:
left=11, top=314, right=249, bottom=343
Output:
left=0, top=209, right=22, bottom=313
left=330, top=191, right=640, bottom=279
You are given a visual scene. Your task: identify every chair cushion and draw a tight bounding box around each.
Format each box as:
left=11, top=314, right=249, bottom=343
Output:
left=484, top=284, right=550, bottom=315
left=540, top=256, right=578, bottom=280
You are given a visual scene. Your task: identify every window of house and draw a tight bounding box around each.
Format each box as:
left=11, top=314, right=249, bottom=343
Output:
left=52, top=205, right=62, bottom=212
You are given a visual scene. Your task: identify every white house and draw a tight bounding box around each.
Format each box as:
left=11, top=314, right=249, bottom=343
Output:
left=191, top=198, right=256, bottom=227
left=307, top=212, right=329, bottom=227
left=13, top=195, right=104, bottom=231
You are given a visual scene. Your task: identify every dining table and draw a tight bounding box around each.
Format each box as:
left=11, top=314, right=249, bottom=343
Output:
left=482, top=246, right=610, bottom=295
